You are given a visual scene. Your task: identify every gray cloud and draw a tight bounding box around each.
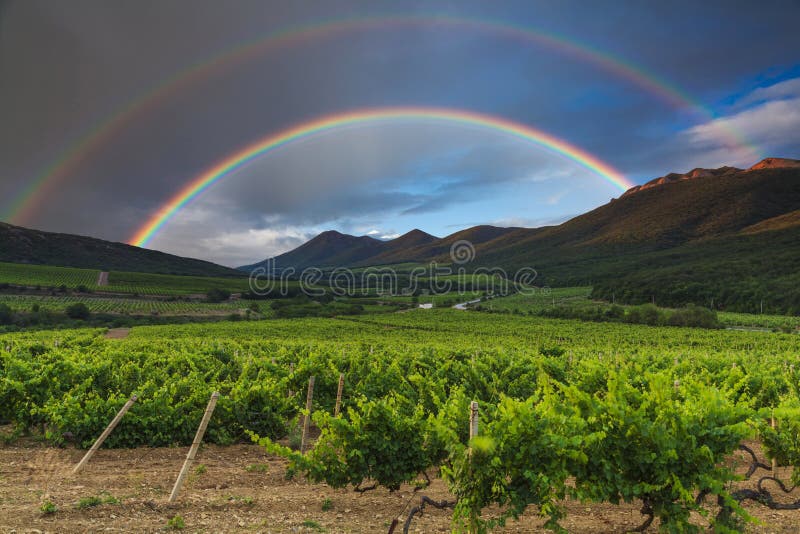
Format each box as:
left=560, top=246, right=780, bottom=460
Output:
left=2, top=0, right=800, bottom=265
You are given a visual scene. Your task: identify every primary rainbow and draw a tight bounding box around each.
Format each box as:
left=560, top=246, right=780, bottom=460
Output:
left=129, top=107, right=632, bottom=247
left=4, top=14, right=760, bottom=226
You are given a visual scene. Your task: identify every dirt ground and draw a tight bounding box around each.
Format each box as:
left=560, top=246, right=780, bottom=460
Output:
left=104, top=328, right=131, bottom=339
left=0, top=441, right=798, bottom=533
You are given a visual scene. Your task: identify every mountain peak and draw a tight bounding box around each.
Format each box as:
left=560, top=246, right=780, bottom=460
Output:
left=748, top=157, right=800, bottom=170
left=397, top=228, right=437, bottom=240
left=622, top=165, right=742, bottom=197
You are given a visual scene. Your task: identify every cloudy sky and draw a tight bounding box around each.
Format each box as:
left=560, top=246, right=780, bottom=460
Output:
left=1, top=0, right=799, bottom=266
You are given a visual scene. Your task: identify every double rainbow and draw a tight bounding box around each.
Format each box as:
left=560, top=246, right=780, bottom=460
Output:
left=4, top=14, right=760, bottom=226
left=129, top=107, right=633, bottom=247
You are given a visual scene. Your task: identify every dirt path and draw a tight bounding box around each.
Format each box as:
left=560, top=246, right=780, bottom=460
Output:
left=105, top=328, right=131, bottom=339
left=0, top=442, right=797, bottom=533
left=452, top=298, right=481, bottom=310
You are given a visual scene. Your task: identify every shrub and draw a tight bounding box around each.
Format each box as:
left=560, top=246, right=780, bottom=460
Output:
left=65, top=303, right=91, bottom=320
left=0, top=304, right=13, bottom=325
left=40, top=501, right=58, bottom=514
left=166, top=515, right=185, bottom=530
left=206, top=288, right=231, bottom=303
left=667, top=305, right=720, bottom=329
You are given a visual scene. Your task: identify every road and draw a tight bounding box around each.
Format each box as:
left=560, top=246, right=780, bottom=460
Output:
left=452, top=298, right=481, bottom=310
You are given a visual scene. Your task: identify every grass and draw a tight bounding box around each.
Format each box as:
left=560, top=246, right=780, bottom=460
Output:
left=76, top=496, right=103, bottom=509
left=321, top=497, right=332, bottom=511
left=166, top=515, right=185, bottom=530
left=245, top=463, right=269, bottom=473
left=301, top=519, right=325, bottom=531
left=40, top=500, right=58, bottom=514
left=76, top=493, right=119, bottom=509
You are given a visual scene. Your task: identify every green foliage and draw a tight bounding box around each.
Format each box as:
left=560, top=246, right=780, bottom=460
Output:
left=759, top=402, right=800, bottom=486
left=3, top=310, right=800, bottom=531
left=166, top=515, right=185, bottom=530
left=76, top=496, right=103, bottom=509
left=65, top=302, right=91, bottom=320
left=439, top=388, right=591, bottom=532
left=566, top=371, right=752, bottom=532
left=321, top=497, right=332, bottom=511
left=245, top=462, right=269, bottom=473
left=0, top=303, right=12, bottom=325
left=40, top=500, right=58, bottom=514
left=253, top=394, right=441, bottom=491
left=206, top=288, right=231, bottom=303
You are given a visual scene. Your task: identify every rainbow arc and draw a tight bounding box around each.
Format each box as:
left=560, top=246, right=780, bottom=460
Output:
left=129, top=107, right=633, bottom=247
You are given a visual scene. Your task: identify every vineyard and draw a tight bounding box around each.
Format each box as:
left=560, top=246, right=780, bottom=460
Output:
left=0, top=294, right=249, bottom=316
left=2, top=310, right=800, bottom=531
left=0, top=261, right=252, bottom=296
left=481, top=287, right=800, bottom=332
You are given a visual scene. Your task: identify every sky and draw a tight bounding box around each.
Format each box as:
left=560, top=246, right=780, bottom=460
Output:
left=1, top=0, right=800, bottom=266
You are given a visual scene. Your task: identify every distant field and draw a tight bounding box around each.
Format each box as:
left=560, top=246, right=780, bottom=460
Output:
left=477, top=286, right=593, bottom=312
left=482, top=286, right=800, bottom=330
left=0, top=261, right=254, bottom=296
left=103, top=270, right=253, bottom=295
left=0, top=294, right=252, bottom=316
left=717, top=311, right=800, bottom=331
left=0, top=262, right=99, bottom=289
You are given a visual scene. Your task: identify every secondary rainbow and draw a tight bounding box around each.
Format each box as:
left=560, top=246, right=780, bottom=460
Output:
left=129, top=107, right=632, bottom=247
left=4, top=14, right=759, bottom=226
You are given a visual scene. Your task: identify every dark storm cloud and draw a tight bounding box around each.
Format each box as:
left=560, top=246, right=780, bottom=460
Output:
left=1, top=0, right=799, bottom=264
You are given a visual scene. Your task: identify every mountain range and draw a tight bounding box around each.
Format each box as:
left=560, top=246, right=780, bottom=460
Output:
left=0, top=222, right=242, bottom=277
left=244, top=157, right=800, bottom=269
left=1, top=157, right=798, bottom=312
left=242, top=157, right=800, bottom=312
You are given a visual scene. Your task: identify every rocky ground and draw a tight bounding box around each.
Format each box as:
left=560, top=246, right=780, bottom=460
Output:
left=0, top=441, right=798, bottom=533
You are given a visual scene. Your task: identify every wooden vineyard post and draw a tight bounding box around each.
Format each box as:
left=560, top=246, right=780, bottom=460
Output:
left=169, top=391, right=219, bottom=503
left=300, top=376, right=315, bottom=453
left=334, top=374, right=344, bottom=417
left=73, top=394, right=137, bottom=474
left=469, top=401, right=479, bottom=439
left=771, top=412, right=777, bottom=472
left=288, top=363, right=295, bottom=397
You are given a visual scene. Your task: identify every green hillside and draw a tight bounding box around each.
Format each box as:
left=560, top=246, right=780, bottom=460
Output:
left=0, top=221, right=243, bottom=276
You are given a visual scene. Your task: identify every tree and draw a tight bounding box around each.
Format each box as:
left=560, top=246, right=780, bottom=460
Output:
left=0, top=303, right=13, bottom=325
left=206, top=288, right=231, bottom=303
left=65, top=303, right=91, bottom=320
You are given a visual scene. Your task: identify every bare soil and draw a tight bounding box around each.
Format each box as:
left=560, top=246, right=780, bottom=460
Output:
left=0, top=441, right=797, bottom=533
left=104, top=328, right=131, bottom=339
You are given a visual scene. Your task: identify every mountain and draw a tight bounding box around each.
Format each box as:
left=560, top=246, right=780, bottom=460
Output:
left=243, top=229, right=437, bottom=271
left=0, top=221, right=243, bottom=276
left=245, top=158, right=800, bottom=313
left=241, top=230, right=385, bottom=271
left=241, top=226, right=526, bottom=271
left=248, top=158, right=800, bottom=270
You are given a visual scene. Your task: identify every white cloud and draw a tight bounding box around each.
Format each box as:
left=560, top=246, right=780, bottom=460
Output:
left=736, top=77, right=800, bottom=107
left=145, top=202, right=315, bottom=267
left=545, top=190, right=570, bottom=205
left=679, top=78, right=800, bottom=167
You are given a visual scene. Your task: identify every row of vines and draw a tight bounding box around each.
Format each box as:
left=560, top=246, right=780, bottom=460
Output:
left=1, top=313, right=799, bottom=531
